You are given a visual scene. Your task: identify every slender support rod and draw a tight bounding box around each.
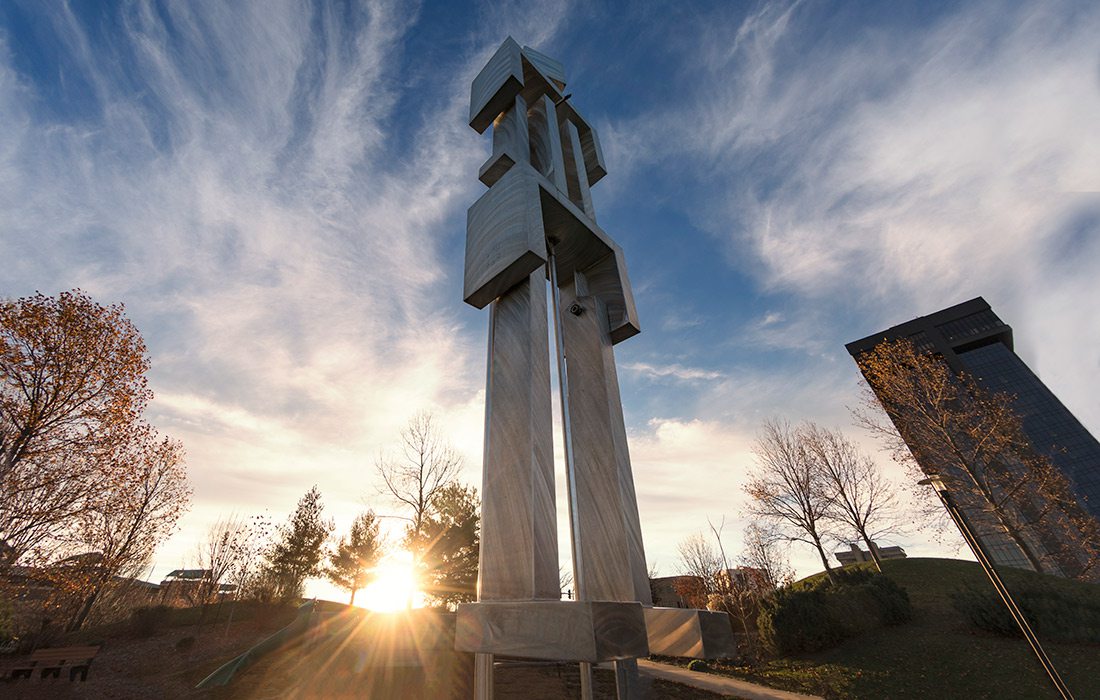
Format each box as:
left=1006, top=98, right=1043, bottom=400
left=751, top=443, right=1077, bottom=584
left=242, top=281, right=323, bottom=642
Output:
left=548, top=248, right=585, bottom=599
left=924, top=480, right=1074, bottom=700
left=548, top=247, right=593, bottom=700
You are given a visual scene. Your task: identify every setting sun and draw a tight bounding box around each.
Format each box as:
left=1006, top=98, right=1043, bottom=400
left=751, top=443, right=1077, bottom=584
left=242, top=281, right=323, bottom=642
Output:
left=355, top=551, right=428, bottom=612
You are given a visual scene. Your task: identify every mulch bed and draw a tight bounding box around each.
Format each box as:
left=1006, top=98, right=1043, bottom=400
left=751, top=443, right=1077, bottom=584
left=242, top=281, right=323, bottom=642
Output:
left=1, top=608, right=727, bottom=699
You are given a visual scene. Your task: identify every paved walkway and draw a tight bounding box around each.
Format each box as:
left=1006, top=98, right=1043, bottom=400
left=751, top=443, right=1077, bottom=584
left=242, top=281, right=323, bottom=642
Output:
left=636, top=660, right=824, bottom=700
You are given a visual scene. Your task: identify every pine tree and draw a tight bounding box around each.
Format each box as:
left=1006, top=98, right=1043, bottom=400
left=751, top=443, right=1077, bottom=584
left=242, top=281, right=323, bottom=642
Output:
left=327, top=510, right=383, bottom=605
left=406, top=484, right=479, bottom=609
left=264, top=486, right=333, bottom=601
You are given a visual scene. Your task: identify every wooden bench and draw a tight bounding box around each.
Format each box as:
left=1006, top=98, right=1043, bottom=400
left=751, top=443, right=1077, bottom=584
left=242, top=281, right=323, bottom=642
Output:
left=7, top=645, right=100, bottom=682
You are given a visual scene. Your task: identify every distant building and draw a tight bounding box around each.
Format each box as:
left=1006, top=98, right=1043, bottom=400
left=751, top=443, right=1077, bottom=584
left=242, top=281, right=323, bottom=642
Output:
left=159, top=569, right=236, bottom=606
left=649, top=567, right=773, bottom=608
left=835, top=542, right=907, bottom=567
left=720, top=567, right=772, bottom=590
left=649, top=575, right=698, bottom=608
left=846, top=297, right=1100, bottom=574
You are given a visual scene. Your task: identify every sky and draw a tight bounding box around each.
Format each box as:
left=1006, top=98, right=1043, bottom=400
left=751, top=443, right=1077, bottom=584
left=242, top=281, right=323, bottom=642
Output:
left=1, top=0, right=1098, bottom=598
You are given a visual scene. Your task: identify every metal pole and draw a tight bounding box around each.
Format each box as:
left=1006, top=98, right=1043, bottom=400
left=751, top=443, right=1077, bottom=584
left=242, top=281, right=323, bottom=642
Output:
left=547, top=247, right=593, bottom=700
left=474, top=302, right=498, bottom=700
left=923, top=480, right=1074, bottom=700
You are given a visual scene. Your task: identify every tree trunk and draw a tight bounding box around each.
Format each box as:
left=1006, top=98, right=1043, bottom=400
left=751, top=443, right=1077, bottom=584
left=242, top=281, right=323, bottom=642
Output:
left=813, top=539, right=838, bottom=582
left=989, top=504, right=1047, bottom=573
left=965, top=470, right=1047, bottom=573
left=349, top=587, right=356, bottom=606
left=68, top=586, right=101, bottom=632
left=858, top=528, right=883, bottom=572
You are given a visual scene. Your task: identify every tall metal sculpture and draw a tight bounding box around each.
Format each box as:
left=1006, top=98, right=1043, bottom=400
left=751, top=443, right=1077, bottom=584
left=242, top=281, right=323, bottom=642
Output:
left=454, top=38, right=733, bottom=700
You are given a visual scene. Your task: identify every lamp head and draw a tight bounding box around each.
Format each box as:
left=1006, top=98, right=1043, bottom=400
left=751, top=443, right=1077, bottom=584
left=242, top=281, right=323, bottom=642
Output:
left=917, top=476, right=948, bottom=493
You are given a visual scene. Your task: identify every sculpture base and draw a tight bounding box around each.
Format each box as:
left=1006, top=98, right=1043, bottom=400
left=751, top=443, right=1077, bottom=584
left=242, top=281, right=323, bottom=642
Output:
left=455, top=600, right=647, bottom=662
left=644, top=607, right=735, bottom=659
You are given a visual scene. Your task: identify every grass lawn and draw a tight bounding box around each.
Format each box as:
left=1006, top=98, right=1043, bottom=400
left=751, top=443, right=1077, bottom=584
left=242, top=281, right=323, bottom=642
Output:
left=703, top=558, right=1100, bottom=700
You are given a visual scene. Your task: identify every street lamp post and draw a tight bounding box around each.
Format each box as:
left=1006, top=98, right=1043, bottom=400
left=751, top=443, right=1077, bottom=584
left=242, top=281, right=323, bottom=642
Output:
left=918, top=476, right=1074, bottom=700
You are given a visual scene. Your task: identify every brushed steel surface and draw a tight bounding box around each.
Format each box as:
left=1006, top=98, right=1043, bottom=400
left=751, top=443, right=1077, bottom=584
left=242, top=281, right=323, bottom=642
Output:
left=521, top=45, right=567, bottom=90
left=528, top=94, right=569, bottom=194
left=583, top=247, right=640, bottom=345
left=561, top=118, right=595, bottom=219
left=555, top=100, right=607, bottom=186
left=644, top=607, right=736, bottom=659
left=479, top=95, right=530, bottom=188
left=478, top=271, right=559, bottom=601
left=560, top=281, right=651, bottom=604
left=455, top=600, right=648, bottom=662
left=580, top=126, right=607, bottom=186
left=474, top=652, right=493, bottom=700
left=613, top=658, right=643, bottom=700
left=469, top=39, right=565, bottom=134
left=464, top=166, right=546, bottom=309
left=470, top=37, right=524, bottom=134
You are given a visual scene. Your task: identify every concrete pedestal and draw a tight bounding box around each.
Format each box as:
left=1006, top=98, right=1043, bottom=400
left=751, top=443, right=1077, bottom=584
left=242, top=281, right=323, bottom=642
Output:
left=455, top=600, right=648, bottom=662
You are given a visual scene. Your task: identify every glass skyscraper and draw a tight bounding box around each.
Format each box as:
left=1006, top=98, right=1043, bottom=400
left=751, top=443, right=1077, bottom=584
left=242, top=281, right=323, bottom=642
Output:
left=846, top=297, right=1100, bottom=572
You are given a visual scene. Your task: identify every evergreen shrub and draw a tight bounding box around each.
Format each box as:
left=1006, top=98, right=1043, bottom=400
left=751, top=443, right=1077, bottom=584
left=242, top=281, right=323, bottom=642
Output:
left=760, top=569, right=912, bottom=655
left=952, top=584, right=1100, bottom=643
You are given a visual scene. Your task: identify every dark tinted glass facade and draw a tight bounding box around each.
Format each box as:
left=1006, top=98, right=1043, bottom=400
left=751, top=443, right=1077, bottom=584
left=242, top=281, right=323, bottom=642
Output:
left=959, top=343, right=1100, bottom=518
left=846, top=297, right=1100, bottom=571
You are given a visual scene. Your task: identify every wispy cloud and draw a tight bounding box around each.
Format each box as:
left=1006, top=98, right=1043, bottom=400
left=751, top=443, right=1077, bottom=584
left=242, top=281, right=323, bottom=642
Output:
left=0, top=0, right=579, bottom=574
left=623, top=361, right=724, bottom=382
left=605, top=0, right=1100, bottom=430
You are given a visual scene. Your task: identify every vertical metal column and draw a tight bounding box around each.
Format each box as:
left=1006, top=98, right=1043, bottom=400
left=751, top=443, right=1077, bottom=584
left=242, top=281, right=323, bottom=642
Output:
left=474, top=302, right=497, bottom=700
left=548, top=247, right=593, bottom=700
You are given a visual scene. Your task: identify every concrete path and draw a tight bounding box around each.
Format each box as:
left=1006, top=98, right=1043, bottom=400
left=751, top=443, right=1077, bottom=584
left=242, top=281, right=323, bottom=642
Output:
left=636, top=660, right=825, bottom=700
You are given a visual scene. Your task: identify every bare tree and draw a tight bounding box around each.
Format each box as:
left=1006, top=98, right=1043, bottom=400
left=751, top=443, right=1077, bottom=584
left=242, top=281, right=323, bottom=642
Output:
left=802, top=424, right=900, bottom=571
left=854, top=338, right=1100, bottom=579
left=677, top=532, right=722, bottom=585
left=678, top=520, right=776, bottom=663
left=741, top=523, right=794, bottom=590
left=559, top=566, right=574, bottom=599
left=746, top=420, right=838, bottom=582
left=195, top=515, right=250, bottom=605
left=375, top=412, right=462, bottom=543
left=65, top=427, right=191, bottom=630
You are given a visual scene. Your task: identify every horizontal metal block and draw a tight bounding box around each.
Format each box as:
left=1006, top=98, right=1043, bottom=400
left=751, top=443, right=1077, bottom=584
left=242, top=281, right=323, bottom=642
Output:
left=478, top=150, right=518, bottom=187
left=583, top=247, right=640, bottom=344
left=470, top=38, right=524, bottom=134
left=537, top=175, right=639, bottom=343
left=465, top=164, right=637, bottom=338
left=455, top=600, right=648, bottom=662
left=643, top=607, right=735, bottom=660
left=521, top=45, right=566, bottom=90
left=470, top=39, right=565, bottom=134
left=464, top=167, right=547, bottom=308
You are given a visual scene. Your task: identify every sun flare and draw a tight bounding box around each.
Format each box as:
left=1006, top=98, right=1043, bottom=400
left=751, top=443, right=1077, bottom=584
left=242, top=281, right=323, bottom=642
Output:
left=355, top=551, right=427, bottom=612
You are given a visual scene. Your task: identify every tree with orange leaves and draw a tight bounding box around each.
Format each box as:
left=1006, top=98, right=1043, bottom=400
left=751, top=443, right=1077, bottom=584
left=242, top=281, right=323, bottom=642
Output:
left=1, top=289, right=190, bottom=629
left=855, top=337, right=1100, bottom=580
left=64, top=425, right=190, bottom=629
left=1, top=290, right=153, bottom=567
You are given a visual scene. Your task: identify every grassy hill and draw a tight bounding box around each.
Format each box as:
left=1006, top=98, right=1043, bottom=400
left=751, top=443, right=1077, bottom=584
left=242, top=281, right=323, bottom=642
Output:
left=712, top=557, right=1100, bottom=700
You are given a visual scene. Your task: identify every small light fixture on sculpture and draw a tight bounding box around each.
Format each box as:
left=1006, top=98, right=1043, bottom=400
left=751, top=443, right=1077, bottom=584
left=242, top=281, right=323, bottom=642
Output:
left=454, top=38, right=735, bottom=699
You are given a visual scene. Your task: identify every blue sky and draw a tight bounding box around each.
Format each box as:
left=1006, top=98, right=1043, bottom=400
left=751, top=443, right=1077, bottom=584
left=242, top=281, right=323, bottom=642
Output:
left=2, top=0, right=1098, bottom=593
